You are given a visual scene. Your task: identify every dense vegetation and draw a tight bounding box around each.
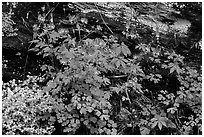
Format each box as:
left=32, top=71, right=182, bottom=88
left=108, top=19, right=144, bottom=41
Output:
left=2, top=2, right=202, bottom=135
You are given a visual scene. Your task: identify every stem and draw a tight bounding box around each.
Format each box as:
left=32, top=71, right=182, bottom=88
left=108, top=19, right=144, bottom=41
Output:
left=23, top=42, right=33, bottom=81
left=125, top=87, right=131, bottom=104
left=94, top=3, right=113, bottom=34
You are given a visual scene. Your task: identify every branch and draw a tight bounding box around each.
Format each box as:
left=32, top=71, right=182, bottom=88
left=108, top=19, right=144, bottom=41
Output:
left=94, top=3, right=113, bottom=34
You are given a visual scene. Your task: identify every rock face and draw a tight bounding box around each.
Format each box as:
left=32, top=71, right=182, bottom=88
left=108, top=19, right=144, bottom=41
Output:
left=138, top=16, right=191, bottom=35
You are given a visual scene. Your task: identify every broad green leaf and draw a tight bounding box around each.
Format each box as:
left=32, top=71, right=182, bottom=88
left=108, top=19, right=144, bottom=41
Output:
left=151, top=121, right=158, bottom=128
left=140, top=126, right=150, bottom=135
left=115, top=47, right=121, bottom=56
left=121, top=42, right=131, bottom=56
left=166, top=119, right=176, bottom=129
left=159, top=118, right=167, bottom=127
left=115, top=60, right=121, bottom=68
left=151, top=118, right=157, bottom=122
left=158, top=121, right=163, bottom=130
left=170, top=67, right=175, bottom=74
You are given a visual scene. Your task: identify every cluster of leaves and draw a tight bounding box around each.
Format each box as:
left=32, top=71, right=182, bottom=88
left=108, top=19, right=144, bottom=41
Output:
left=2, top=2, right=202, bottom=135
left=2, top=76, right=55, bottom=135
left=29, top=27, right=130, bottom=134
left=133, top=43, right=202, bottom=135
left=26, top=15, right=201, bottom=134
left=2, top=2, right=18, bottom=37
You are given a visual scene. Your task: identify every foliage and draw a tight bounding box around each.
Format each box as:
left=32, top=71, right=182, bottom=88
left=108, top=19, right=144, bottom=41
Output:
left=2, top=76, right=55, bottom=135
left=2, top=3, right=18, bottom=37
left=2, top=2, right=202, bottom=135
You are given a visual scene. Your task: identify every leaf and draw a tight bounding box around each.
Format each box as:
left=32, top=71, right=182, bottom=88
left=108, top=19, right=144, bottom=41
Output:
left=103, top=78, right=111, bottom=85
left=140, top=126, right=150, bottom=135
left=151, top=121, right=158, bottom=128
left=158, top=121, right=162, bottom=130
left=87, top=107, right=93, bottom=112
left=43, top=47, right=51, bottom=53
left=95, top=110, right=102, bottom=116
left=100, top=114, right=109, bottom=120
left=90, top=127, right=97, bottom=134
left=121, top=42, right=131, bottom=56
left=50, top=31, right=60, bottom=40
left=167, top=107, right=177, bottom=114
left=115, top=60, right=121, bottom=68
left=75, top=119, right=80, bottom=124
left=166, top=119, right=176, bottom=129
left=155, top=74, right=162, bottom=78
left=102, top=109, right=109, bottom=114
left=110, top=86, right=121, bottom=94
left=115, top=47, right=121, bottom=56
left=29, top=39, right=40, bottom=43
left=98, top=128, right=103, bottom=133
left=83, top=120, right=89, bottom=125
left=105, top=128, right=111, bottom=135
left=111, top=128, right=117, bottom=135
left=90, top=88, right=101, bottom=96
left=170, top=67, right=175, bottom=74
left=98, top=120, right=106, bottom=128
left=158, top=94, right=165, bottom=100
left=63, top=127, right=72, bottom=133
left=89, top=117, right=98, bottom=123
left=49, top=116, right=56, bottom=122
left=159, top=117, right=167, bottom=127
left=28, top=47, right=39, bottom=52
left=77, top=103, right=82, bottom=109
left=41, top=65, right=47, bottom=71
left=120, top=60, right=126, bottom=68
left=79, top=107, right=87, bottom=114
left=151, top=118, right=157, bottom=122
left=163, top=100, right=170, bottom=105
left=174, top=103, right=180, bottom=107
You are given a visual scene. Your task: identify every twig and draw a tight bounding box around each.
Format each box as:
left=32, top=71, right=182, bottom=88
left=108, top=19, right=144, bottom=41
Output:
left=77, top=30, right=94, bottom=45
left=23, top=41, right=33, bottom=81
left=125, top=87, right=131, bottom=104
left=94, top=3, right=113, bottom=34
left=108, top=75, right=127, bottom=78
left=44, top=3, right=59, bottom=20
left=38, top=3, right=59, bottom=27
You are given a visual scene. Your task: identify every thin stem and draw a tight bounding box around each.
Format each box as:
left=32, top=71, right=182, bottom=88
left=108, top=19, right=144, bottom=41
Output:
left=94, top=3, right=113, bottom=34
left=23, top=42, right=33, bottom=81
